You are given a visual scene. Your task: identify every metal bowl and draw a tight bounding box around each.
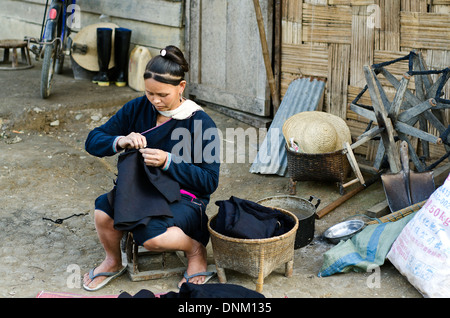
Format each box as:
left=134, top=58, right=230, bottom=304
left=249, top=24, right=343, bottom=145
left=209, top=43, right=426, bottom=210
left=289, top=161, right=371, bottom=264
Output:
left=324, top=219, right=365, bottom=244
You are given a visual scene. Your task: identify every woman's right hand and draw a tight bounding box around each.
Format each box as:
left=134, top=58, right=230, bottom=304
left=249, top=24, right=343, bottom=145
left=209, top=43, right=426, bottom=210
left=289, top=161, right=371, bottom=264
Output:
left=117, top=132, right=147, bottom=149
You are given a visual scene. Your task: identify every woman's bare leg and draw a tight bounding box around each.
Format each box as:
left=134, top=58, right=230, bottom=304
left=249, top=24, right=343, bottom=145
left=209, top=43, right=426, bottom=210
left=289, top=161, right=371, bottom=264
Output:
left=143, top=226, right=208, bottom=286
left=83, top=210, right=124, bottom=289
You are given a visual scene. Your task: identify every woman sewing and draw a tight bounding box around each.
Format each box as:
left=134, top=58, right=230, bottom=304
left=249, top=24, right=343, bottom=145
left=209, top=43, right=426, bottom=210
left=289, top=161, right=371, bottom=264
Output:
left=83, top=45, right=220, bottom=291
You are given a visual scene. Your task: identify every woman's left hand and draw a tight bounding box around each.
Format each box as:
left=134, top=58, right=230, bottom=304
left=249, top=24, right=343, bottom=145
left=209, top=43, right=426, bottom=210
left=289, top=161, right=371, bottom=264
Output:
left=139, top=148, right=168, bottom=167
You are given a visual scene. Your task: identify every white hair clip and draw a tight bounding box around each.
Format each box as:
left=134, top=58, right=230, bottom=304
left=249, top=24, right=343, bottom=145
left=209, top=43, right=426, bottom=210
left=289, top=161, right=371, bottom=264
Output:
left=160, top=49, right=167, bottom=57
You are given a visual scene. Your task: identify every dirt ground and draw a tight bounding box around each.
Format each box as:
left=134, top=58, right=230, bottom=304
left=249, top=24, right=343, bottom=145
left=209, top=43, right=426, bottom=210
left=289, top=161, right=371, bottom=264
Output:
left=0, top=59, right=431, bottom=298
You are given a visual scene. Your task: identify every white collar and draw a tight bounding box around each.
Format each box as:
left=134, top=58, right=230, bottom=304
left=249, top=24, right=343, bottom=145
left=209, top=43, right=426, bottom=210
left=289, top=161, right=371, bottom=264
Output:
left=157, top=99, right=204, bottom=120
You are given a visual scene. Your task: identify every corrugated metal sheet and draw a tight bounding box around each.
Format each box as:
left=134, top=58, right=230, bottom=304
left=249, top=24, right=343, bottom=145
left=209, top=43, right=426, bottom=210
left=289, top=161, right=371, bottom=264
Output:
left=249, top=77, right=326, bottom=175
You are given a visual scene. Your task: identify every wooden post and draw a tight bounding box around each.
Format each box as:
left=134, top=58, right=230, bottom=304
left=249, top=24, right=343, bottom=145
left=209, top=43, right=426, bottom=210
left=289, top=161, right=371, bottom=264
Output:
left=363, top=65, right=401, bottom=173
left=252, top=0, right=280, bottom=112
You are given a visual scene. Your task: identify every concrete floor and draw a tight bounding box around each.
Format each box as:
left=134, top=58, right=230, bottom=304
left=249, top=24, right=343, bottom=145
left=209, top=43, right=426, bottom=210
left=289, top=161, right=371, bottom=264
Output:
left=0, top=57, right=429, bottom=298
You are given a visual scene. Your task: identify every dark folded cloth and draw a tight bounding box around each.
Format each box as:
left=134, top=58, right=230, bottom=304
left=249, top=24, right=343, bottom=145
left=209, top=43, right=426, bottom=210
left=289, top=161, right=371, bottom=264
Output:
left=162, top=282, right=265, bottom=298
left=118, top=289, right=156, bottom=298
left=214, top=196, right=295, bottom=239
left=119, top=283, right=264, bottom=298
left=110, top=149, right=181, bottom=231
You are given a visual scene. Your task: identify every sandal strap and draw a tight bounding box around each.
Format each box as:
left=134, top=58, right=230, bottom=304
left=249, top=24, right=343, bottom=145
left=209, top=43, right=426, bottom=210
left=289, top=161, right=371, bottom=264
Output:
left=184, top=271, right=215, bottom=282
left=89, top=267, right=123, bottom=280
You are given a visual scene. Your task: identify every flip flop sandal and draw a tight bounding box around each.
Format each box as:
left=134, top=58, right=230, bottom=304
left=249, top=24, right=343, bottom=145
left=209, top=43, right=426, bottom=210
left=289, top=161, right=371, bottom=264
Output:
left=178, top=264, right=217, bottom=289
left=83, top=266, right=127, bottom=292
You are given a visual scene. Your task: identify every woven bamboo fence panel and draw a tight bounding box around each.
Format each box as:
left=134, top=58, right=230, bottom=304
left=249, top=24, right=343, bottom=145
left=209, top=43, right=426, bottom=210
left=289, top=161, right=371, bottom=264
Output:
left=280, top=0, right=450, bottom=160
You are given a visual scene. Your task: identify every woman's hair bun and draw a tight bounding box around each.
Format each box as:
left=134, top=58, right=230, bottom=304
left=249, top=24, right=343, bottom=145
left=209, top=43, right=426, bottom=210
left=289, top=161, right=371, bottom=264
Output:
left=143, top=45, right=189, bottom=85
left=161, top=45, right=189, bottom=73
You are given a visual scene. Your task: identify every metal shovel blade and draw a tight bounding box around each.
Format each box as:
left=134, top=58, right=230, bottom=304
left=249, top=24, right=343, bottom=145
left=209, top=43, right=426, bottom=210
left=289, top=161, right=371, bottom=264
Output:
left=409, top=170, right=435, bottom=203
left=381, top=141, right=435, bottom=212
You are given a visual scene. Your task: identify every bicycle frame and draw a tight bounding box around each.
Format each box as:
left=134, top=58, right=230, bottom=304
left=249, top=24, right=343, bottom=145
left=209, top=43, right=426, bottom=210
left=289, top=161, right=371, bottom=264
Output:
left=28, top=0, right=77, bottom=98
left=41, top=0, right=76, bottom=51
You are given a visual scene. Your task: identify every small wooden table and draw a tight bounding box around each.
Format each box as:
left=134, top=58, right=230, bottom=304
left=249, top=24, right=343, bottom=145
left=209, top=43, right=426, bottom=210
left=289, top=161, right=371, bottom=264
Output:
left=0, top=39, right=33, bottom=70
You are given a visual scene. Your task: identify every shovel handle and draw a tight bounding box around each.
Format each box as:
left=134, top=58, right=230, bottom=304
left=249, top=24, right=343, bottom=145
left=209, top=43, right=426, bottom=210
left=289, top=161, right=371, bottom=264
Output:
left=400, top=141, right=410, bottom=175
left=315, top=171, right=384, bottom=219
left=400, top=140, right=413, bottom=206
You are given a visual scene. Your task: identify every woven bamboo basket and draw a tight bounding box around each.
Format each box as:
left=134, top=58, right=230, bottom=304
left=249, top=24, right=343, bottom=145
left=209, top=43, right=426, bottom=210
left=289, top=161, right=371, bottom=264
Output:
left=207, top=207, right=298, bottom=293
left=285, top=144, right=351, bottom=195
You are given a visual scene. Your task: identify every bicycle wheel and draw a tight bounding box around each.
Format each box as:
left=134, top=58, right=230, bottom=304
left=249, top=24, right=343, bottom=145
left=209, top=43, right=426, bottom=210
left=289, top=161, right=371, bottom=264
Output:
left=54, top=47, right=65, bottom=74
left=40, top=42, right=56, bottom=99
left=55, top=26, right=69, bottom=74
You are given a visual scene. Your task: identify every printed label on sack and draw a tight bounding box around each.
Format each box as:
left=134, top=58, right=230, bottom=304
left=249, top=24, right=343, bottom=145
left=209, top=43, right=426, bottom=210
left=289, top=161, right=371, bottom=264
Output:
left=387, top=173, right=450, bottom=297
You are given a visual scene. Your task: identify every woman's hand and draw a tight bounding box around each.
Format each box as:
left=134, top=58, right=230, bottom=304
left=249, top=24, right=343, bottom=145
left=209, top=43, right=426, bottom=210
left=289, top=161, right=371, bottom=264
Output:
left=117, top=132, right=147, bottom=149
left=139, top=148, right=168, bottom=167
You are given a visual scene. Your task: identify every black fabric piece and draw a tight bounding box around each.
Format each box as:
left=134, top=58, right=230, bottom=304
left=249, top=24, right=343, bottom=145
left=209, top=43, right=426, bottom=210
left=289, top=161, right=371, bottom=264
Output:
left=214, top=196, right=295, bottom=239
left=161, top=283, right=265, bottom=298
left=118, top=289, right=156, bottom=298
left=111, top=149, right=181, bottom=231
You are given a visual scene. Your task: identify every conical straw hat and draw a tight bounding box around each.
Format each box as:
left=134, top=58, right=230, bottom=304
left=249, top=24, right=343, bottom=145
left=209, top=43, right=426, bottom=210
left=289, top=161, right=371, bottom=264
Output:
left=282, top=111, right=352, bottom=153
left=71, top=22, right=118, bottom=71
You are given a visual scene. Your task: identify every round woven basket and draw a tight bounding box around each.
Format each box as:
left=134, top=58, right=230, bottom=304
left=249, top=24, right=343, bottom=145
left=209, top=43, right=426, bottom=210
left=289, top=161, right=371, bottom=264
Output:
left=282, top=111, right=352, bottom=153
left=207, top=207, right=298, bottom=291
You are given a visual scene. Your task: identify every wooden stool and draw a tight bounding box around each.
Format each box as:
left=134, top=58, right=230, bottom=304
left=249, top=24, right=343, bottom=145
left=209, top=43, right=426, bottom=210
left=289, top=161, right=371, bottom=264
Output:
left=0, top=39, right=33, bottom=70
left=121, top=232, right=187, bottom=281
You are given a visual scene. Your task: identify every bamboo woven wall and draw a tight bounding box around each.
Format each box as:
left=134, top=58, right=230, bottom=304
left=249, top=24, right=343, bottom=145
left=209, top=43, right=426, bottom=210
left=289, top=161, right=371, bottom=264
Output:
left=280, top=0, right=450, bottom=160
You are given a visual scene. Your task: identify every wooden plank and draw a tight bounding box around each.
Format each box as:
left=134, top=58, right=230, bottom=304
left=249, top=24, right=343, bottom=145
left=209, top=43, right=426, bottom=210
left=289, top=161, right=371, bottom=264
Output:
left=282, top=0, right=302, bottom=22
left=350, top=103, right=377, bottom=122
left=327, top=43, right=351, bottom=118
left=281, top=0, right=302, bottom=44
left=2, top=0, right=184, bottom=52
left=328, top=0, right=351, bottom=4
left=73, top=12, right=184, bottom=53
left=225, top=0, right=272, bottom=109
left=21, top=0, right=184, bottom=27
left=373, top=50, right=417, bottom=90
left=374, top=0, right=400, bottom=52
left=351, top=0, right=376, bottom=4
left=363, top=65, right=401, bottom=172
left=352, top=126, right=384, bottom=148
left=302, top=3, right=352, bottom=44
left=200, top=0, right=227, bottom=87
left=188, top=83, right=269, bottom=116
left=2, top=1, right=46, bottom=26
left=425, top=49, right=450, bottom=103
left=350, top=6, right=375, bottom=87
left=186, top=0, right=201, bottom=85
left=346, top=119, right=373, bottom=155
left=253, top=0, right=280, bottom=111
left=329, top=0, right=375, bottom=4
left=76, top=0, right=184, bottom=28
left=397, top=98, right=436, bottom=122
left=400, top=12, right=450, bottom=50
left=281, top=43, right=329, bottom=78
left=188, top=0, right=272, bottom=117
left=395, top=121, right=441, bottom=144
left=347, top=85, right=374, bottom=123
left=401, top=0, right=428, bottom=12
left=205, top=103, right=273, bottom=129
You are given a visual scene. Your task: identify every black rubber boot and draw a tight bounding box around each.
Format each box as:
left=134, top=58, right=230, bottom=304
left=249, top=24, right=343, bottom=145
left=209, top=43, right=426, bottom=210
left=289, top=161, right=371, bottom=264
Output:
left=112, top=27, right=132, bottom=87
left=92, top=28, right=112, bottom=86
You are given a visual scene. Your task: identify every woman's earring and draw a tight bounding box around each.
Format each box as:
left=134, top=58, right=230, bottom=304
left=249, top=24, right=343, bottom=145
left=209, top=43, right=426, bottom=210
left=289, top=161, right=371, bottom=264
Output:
left=179, top=93, right=183, bottom=102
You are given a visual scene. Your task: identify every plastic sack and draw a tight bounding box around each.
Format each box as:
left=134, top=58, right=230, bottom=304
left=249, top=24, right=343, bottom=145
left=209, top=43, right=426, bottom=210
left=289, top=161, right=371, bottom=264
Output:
left=387, top=173, right=450, bottom=298
left=318, top=213, right=414, bottom=277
